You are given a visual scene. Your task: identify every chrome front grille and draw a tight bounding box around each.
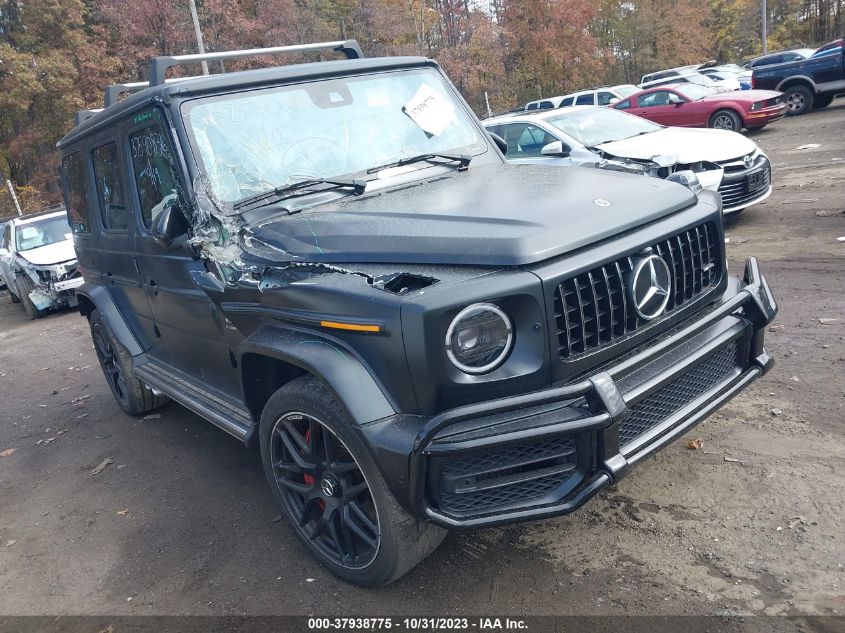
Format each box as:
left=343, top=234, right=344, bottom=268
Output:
left=718, top=159, right=772, bottom=209
left=553, top=223, right=721, bottom=359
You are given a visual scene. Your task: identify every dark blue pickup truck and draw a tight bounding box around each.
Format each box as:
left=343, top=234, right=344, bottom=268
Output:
left=752, top=40, right=845, bottom=115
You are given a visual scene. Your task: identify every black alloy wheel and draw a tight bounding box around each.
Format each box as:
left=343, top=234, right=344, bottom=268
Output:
left=91, top=317, right=130, bottom=409
left=270, top=411, right=380, bottom=569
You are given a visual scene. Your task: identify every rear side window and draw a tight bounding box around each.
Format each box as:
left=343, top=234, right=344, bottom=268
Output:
left=61, top=151, right=90, bottom=234
left=129, top=118, right=182, bottom=229
left=575, top=93, right=594, bottom=105
left=526, top=102, right=538, bottom=111
left=597, top=91, right=616, bottom=105
left=538, top=101, right=554, bottom=109
left=559, top=97, right=574, bottom=107
left=91, top=142, right=129, bottom=231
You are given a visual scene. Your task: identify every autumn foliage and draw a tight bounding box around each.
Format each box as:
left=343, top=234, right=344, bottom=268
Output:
left=0, top=0, right=842, bottom=215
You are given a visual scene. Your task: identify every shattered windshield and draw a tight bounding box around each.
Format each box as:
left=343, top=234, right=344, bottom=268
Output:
left=182, top=68, right=487, bottom=204
left=15, top=215, right=72, bottom=252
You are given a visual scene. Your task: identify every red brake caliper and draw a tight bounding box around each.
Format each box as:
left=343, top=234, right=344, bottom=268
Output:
left=303, top=429, right=325, bottom=510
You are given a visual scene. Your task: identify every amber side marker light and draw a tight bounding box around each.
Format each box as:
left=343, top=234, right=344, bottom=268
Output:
left=319, top=320, right=381, bottom=333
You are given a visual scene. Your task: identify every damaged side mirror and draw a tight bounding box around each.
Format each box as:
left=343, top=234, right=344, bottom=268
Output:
left=151, top=199, right=189, bottom=248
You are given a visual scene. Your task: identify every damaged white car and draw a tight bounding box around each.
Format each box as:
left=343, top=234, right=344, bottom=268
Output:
left=0, top=209, right=83, bottom=319
left=484, top=106, right=771, bottom=216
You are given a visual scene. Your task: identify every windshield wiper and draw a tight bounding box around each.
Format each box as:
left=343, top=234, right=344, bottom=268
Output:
left=233, top=177, right=367, bottom=211
left=367, top=153, right=472, bottom=175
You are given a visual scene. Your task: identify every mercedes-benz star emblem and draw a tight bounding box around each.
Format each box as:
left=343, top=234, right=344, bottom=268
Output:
left=593, top=198, right=612, bottom=207
left=630, top=255, right=672, bottom=320
left=743, top=154, right=754, bottom=169
left=320, top=477, right=336, bottom=497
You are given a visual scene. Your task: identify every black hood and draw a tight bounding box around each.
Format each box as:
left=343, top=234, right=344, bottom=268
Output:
left=246, top=164, right=697, bottom=266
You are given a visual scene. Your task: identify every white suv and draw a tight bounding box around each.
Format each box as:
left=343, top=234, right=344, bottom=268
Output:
left=524, top=85, right=639, bottom=110
left=556, top=85, right=640, bottom=107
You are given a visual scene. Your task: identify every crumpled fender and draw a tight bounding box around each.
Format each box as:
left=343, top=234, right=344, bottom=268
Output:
left=238, top=325, right=396, bottom=425
left=76, top=282, right=145, bottom=357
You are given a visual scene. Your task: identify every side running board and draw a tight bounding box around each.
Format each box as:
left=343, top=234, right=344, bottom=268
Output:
left=134, top=361, right=253, bottom=442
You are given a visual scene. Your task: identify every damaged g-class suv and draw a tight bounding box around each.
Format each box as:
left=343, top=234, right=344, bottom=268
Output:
left=58, top=41, right=777, bottom=586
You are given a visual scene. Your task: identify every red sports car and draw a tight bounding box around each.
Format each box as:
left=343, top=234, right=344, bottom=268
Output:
left=613, top=84, right=786, bottom=132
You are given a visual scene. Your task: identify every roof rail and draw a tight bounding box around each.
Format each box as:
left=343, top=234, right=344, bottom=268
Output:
left=103, top=77, right=192, bottom=108
left=149, top=39, right=363, bottom=87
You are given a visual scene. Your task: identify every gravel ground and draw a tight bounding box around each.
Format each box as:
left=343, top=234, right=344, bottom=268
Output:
left=0, top=102, right=843, bottom=618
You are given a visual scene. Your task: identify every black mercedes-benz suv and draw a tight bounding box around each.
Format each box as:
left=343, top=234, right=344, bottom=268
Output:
left=57, top=40, right=777, bottom=586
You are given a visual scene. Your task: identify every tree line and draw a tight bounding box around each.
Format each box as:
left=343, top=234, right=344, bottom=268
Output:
left=1, top=0, right=841, bottom=215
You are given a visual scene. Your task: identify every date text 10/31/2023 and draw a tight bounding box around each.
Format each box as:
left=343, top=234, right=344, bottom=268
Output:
left=307, top=618, right=529, bottom=630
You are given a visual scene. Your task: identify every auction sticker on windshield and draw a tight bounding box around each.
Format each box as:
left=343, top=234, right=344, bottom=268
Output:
left=403, top=83, right=456, bottom=136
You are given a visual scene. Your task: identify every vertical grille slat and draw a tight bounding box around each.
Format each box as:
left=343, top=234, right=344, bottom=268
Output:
left=572, top=279, right=588, bottom=354
left=614, top=261, right=629, bottom=335
left=554, top=222, right=722, bottom=360
left=676, top=235, right=689, bottom=301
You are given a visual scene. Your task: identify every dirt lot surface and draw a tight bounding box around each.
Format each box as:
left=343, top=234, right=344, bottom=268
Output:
left=1, top=103, right=844, bottom=619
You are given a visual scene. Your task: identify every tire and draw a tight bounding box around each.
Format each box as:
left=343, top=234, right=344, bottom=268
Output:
left=784, top=85, right=814, bottom=116
left=259, top=376, right=446, bottom=586
left=9, top=286, right=20, bottom=303
left=89, top=309, right=169, bottom=415
left=709, top=109, right=742, bottom=131
left=812, top=95, right=834, bottom=109
left=15, top=274, right=46, bottom=320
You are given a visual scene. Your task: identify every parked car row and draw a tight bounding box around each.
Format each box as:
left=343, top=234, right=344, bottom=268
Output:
left=521, top=38, right=844, bottom=125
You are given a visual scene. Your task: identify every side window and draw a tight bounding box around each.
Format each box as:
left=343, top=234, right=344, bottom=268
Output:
left=129, top=118, right=183, bottom=229
left=538, top=101, right=554, bottom=109
left=2, top=224, right=11, bottom=249
left=615, top=99, right=631, bottom=110
left=501, top=124, right=557, bottom=157
left=597, top=91, right=616, bottom=106
left=559, top=97, right=574, bottom=107
left=638, top=91, right=673, bottom=107
left=61, top=151, right=90, bottom=234
left=91, top=142, right=129, bottom=231
left=526, top=102, right=538, bottom=111
left=575, top=93, right=595, bottom=105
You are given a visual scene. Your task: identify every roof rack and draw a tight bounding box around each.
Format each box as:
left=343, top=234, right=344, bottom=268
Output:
left=94, top=39, right=364, bottom=113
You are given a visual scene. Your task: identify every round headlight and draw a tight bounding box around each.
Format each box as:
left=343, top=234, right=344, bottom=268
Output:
left=445, top=303, right=513, bottom=374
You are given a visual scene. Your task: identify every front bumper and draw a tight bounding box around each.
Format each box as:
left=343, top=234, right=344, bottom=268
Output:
left=743, top=104, right=787, bottom=127
left=366, top=258, right=776, bottom=529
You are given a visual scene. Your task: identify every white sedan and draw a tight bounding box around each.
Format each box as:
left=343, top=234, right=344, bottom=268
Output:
left=484, top=106, right=772, bottom=215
